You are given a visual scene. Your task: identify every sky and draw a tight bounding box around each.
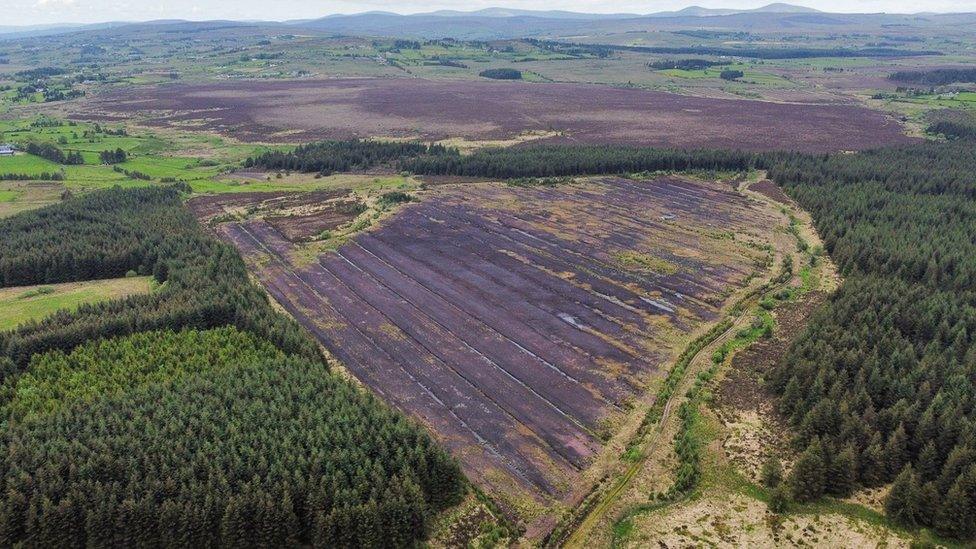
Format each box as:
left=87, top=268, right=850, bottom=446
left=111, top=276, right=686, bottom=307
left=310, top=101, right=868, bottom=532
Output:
left=11, top=0, right=976, bottom=27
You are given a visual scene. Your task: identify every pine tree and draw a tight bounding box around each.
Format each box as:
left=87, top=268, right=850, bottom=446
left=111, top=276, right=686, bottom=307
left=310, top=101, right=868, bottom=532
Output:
left=935, top=478, right=975, bottom=540
left=916, top=481, right=939, bottom=527
left=768, top=484, right=791, bottom=514
left=825, top=444, right=858, bottom=496
left=885, top=424, right=909, bottom=480
left=916, top=441, right=941, bottom=482
left=885, top=466, right=920, bottom=528
left=790, top=438, right=827, bottom=502
left=860, top=435, right=887, bottom=487
left=761, top=456, right=784, bottom=489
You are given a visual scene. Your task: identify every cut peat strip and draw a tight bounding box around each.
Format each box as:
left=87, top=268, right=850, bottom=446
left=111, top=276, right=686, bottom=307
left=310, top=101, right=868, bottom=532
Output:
left=426, top=201, right=715, bottom=321
left=227, top=222, right=555, bottom=496
left=355, top=232, right=634, bottom=404
left=214, top=174, right=783, bottom=528
left=340, top=240, right=614, bottom=425
left=322, top=249, right=599, bottom=469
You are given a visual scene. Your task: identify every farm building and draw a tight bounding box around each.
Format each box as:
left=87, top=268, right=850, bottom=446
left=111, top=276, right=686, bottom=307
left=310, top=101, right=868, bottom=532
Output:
left=0, top=144, right=15, bottom=156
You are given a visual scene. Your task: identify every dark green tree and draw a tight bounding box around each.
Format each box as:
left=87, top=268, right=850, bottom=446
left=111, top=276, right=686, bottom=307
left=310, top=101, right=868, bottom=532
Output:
left=790, top=437, right=827, bottom=502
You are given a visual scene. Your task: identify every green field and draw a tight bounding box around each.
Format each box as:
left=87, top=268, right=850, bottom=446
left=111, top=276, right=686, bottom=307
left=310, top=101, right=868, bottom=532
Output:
left=0, top=152, right=62, bottom=174
left=0, top=116, right=284, bottom=194
left=0, top=276, right=153, bottom=331
left=658, top=64, right=793, bottom=86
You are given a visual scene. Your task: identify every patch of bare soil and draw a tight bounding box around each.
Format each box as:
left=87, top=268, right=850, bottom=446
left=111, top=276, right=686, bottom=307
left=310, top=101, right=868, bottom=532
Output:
left=624, top=493, right=911, bottom=548
left=266, top=199, right=364, bottom=242
left=749, top=179, right=795, bottom=207
left=428, top=495, right=508, bottom=549
left=186, top=189, right=353, bottom=228
left=844, top=485, right=891, bottom=514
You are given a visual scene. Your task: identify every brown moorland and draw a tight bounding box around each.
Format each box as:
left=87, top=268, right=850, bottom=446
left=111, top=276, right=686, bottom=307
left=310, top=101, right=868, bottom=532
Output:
left=213, top=177, right=784, bottom=536
left=78, top=78, right=913, bottom=152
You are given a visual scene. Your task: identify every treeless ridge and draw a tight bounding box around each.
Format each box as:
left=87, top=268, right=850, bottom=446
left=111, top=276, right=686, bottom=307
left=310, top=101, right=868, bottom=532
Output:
left=79, top=78, right=913, bottom=152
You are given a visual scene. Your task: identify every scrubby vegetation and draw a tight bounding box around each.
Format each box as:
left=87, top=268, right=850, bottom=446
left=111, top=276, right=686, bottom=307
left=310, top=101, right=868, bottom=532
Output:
left=720, top=69, right=745, bottom=81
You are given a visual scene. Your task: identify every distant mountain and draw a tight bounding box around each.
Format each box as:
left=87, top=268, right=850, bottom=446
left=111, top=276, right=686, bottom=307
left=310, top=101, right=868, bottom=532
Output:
left=3, top=5, right=974, bottom=42
left=0, top=21, right=130, bottom=39
left=649, top=3, right=821, bottom=17
left=422, top=8, right=638, bottom=20
left=751, top=3, right=822, bottom=13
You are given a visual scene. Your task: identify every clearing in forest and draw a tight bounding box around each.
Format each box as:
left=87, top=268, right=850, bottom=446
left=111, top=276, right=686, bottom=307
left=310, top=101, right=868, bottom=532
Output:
left=0, top=276, right=153, bottom=331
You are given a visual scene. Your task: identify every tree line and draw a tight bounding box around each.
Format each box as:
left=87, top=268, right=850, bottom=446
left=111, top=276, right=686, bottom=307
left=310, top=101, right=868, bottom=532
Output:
left=889, top=67, right=976, bottom=86
left=517, top=38, right=941, bottom=59
left=23, top=142, right=82, bottom=165
left=648, top=59, right=727, bottom=71
left=400, top=145, right=758, bottom=178
left=479, top=68, right=522, bottom=80
left=0, top=172, right=64, bottom=181
left=244, top=140, right=453, bottom=175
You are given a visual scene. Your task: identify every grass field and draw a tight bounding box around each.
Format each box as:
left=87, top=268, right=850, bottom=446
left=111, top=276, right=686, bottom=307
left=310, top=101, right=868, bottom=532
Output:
left=0, top=181, right=65, bottom=218
left=658, top=64, right=793, bottom=86
left=0, top=276, right=153, bottom=331
left=0, top=117, right=279, bottom=191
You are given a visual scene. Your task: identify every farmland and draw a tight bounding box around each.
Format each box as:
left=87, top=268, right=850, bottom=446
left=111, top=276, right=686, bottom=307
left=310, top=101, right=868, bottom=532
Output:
left=212, top=176, right=788, bottom=533
left=78, top=78, right=914, bottom=152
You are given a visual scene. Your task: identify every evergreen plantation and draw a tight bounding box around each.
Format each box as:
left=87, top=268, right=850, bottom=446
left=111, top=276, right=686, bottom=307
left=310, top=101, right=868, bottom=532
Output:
left=0, top=327, right=464, bottom=547
left=0, top=185, right=318, bottom=368
left=0, top=187, right=465, bottom=547
left=768, top=142, right=976, bottom=538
